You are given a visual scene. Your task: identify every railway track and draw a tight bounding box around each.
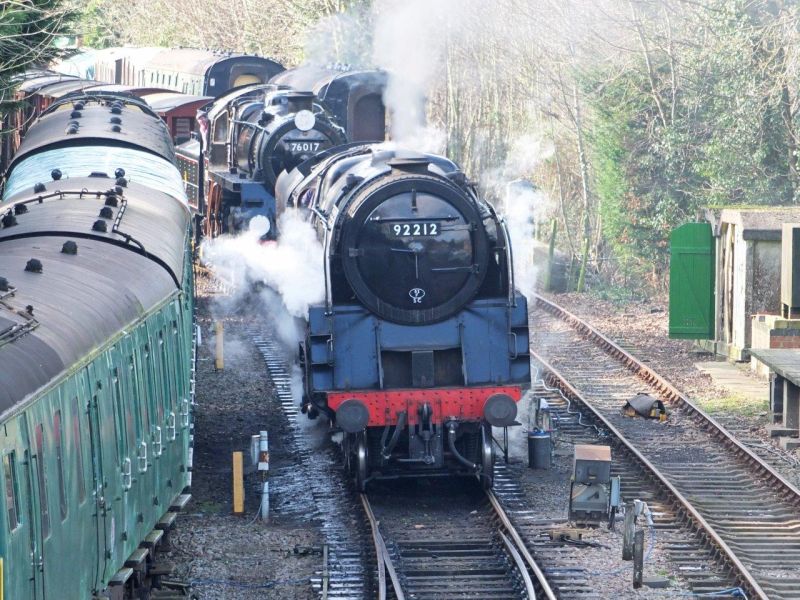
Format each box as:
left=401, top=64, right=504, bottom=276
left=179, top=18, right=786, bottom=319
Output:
left=533, top=293, right=800, bottom=599
left=362, top=479, right=556, bottom=600
left=518, top=382, right=740, bottom=597
left=250, top=329, right=559, bottom=599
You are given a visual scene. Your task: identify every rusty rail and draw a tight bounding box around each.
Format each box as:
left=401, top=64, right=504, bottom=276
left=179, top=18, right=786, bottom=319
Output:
left=487, top=489, right=557, bottom=600
left=534, top=294, right=800, bottom=506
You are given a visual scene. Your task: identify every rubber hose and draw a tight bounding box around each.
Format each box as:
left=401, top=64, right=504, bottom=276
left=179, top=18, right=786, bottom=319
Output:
left=447, top=422, right=478, bottom=470
left=381, top=411, right=407, bottom=459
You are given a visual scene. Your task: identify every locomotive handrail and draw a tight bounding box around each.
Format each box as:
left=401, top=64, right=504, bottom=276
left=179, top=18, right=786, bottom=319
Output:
left=323, top=225, right=333, bottom=314
left=489, top=202, right=516, bottom=307
left=500, top=217, right=516, bottom=307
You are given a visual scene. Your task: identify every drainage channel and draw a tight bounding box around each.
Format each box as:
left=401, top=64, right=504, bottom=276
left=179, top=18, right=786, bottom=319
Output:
left=533, top=295, right=800, bottom=599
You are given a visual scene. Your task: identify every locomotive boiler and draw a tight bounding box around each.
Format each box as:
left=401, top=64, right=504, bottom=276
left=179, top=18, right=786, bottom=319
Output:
left=177, top=85, right=346, bottom=237
left=276, top=145, right=531, bottom=490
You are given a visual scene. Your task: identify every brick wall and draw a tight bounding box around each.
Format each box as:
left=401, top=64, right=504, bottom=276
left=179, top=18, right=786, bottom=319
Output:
left=770, top=330, right=800, bottom=348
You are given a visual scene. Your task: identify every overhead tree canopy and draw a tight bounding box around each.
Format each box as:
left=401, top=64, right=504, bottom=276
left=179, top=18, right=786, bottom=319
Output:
left=58, top=0, right=800, bottom=292
left=0, top=0, right=75, bottom=116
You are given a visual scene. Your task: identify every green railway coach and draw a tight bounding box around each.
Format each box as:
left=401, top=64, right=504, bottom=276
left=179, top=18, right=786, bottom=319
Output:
left=0, top=91, right=195, bottom=599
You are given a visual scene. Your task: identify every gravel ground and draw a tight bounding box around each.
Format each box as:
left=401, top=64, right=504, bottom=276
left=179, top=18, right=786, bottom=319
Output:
left=506, top=395, right=702, bottom=598
left=167, top=280, right=321, bottom=600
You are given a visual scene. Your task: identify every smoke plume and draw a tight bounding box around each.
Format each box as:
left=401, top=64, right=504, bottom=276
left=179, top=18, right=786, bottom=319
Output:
left=483, top=135, right=554, bottom=299
left=201, top=211, right=324, bottom=354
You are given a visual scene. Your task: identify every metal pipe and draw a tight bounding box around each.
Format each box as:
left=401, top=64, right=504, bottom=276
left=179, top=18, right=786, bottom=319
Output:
left=381, top=411, right=407, bottom=460
left=446, top=422, right=477, bottom=470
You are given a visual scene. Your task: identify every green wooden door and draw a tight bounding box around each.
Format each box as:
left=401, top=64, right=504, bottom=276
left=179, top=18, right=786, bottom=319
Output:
left=669, top=222, right=715, bottom=339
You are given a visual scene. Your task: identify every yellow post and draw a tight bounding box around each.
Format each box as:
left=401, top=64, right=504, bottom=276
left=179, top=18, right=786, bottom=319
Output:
left=215, top=321, right=224, bottom=370
left=232, top=451, right=244, bottom=515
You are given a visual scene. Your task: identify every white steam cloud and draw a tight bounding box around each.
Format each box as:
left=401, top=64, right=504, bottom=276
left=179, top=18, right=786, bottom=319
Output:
left=201, top=211, right=324, bottom=354
left=483, top=136, right=554, bottom=300
left=371, top=0, right=459, bottom=152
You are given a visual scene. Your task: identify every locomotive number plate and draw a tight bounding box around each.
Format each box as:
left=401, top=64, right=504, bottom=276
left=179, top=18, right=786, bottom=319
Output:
left=391, top=222, right=440, bottom=237
left=284, top=140, right=326, bottom=153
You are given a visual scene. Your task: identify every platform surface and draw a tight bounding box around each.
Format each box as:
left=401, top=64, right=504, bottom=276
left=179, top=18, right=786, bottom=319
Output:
left=694, top=360, right=770, bottom=402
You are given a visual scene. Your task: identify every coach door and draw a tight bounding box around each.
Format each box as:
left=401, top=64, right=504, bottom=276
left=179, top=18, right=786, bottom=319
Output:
left=86, top=379, right=114, bottom=589
left=2, top=414, right=44, bottom=599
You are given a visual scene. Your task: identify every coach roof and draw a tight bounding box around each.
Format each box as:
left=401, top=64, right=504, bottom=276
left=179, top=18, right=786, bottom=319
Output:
left=6, top=96, right=175, bottom=175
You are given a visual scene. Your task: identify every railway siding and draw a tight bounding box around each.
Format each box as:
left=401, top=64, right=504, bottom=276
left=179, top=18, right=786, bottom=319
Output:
left=533, top=294, right=800, bottom=599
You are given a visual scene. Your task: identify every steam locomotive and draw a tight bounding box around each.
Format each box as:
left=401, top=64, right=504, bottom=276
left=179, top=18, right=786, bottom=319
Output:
left=175, top=68, right=386, bottom=238
left=276, top=145, right=531, bottom=490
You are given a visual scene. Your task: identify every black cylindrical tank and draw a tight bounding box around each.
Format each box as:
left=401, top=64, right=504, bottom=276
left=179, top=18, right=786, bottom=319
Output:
left=528, top=430, right=552, bottom=469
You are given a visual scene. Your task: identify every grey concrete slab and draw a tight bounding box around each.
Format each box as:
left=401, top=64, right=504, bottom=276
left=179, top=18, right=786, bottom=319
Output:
left=694, top=361, right=770, bottom=403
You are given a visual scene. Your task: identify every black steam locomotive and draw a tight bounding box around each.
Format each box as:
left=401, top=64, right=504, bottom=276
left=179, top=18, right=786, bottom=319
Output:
left=276, top=145, right=530, bottom=490
left=176, top=68, right=386, bottom=238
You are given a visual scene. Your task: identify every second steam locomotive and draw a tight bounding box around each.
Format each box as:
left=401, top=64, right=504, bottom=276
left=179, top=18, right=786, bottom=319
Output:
left=277, top=145, right=531, bottom=490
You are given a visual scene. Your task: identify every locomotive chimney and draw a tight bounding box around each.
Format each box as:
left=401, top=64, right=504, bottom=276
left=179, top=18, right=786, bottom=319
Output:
left=286, top=92, right=315, bottom=114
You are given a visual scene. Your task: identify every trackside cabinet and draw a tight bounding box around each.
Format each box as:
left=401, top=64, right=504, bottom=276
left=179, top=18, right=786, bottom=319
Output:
left=669, top=222, right=715, bottom=339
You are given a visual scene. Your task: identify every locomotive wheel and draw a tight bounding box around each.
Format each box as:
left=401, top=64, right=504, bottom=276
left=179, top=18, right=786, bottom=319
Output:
left=355, top=433, right=369, bottom=492
left=480, top=423, right=494, bottom=490
left=342, top=434, right=353, bottom=475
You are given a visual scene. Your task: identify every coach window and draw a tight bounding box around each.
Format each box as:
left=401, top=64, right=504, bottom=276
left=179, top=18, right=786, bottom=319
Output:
left=72, top=397, right=86, bottom=503
left=3, top=452, right=19, bottom=531
left=35, top=424, right=50, bottom=538
left=53, top=410, right=67, bottom=520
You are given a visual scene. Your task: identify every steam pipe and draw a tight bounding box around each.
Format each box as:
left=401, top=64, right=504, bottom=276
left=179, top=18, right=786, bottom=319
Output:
left=381, top=411, right=407, bottom=460
left=446, top=421, right=478, bottom=470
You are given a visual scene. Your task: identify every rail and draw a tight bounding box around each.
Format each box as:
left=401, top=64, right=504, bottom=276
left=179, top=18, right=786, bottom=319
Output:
left=360, top=493, right=404, bottom=600
left=534, top=293, right=800, bottom=504
left=532, top=293, right=795, bottom=599
left=486, top=489, right=557, bottom=600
